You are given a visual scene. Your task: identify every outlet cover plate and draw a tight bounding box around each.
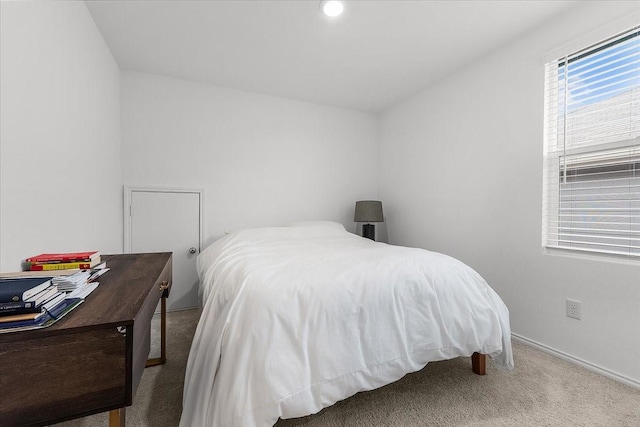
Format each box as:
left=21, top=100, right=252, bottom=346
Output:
left=566, top=298, right=582, bottom=320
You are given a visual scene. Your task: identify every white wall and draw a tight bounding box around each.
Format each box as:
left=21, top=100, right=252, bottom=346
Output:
left=121, top=71, right=378, bottom=247
left=379, top=2, right=640, bottom=385
left=0, top=2, right=122, bottom=271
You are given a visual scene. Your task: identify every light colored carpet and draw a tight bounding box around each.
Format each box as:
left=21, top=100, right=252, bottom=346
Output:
left=57, top=308, right=640, bottom=426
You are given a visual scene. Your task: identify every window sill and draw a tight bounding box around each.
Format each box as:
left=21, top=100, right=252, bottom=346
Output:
left=543, top=246, right=640, bottom=266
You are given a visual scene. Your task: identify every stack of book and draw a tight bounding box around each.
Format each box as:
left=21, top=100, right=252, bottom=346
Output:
left=24, top=251, right=101, bottom=271
left=0, top=277, right=67, bottom=325
left=53, top=267, right=108, bottom=292
left=1, top=252, right=108, bottom=333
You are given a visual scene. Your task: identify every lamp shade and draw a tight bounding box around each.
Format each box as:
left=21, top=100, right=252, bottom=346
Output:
left=354, top=200, right=384, bottom=223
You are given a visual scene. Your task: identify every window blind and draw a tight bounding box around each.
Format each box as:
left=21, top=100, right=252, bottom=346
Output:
left=543, top=25, right=640, bottom=258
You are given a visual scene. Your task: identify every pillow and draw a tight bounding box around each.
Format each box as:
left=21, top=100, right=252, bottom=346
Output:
left=288, top=221, right=346, bottom=231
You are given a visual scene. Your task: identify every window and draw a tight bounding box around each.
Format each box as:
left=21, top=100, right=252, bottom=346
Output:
left=543, top=26, right=640, bottom=258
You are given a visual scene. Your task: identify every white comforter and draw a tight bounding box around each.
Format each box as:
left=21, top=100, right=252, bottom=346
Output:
left=180, top=222, right=513, bottom=427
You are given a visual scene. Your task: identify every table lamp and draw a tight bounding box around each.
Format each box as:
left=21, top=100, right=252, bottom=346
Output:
left=354, top=200, right=384, bottom=240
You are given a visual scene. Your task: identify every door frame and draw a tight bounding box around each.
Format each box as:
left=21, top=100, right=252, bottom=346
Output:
left=123, top=186, right=205, bottom=254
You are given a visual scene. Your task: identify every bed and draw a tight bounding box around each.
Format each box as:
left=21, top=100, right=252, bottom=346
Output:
left=180, top=221, right=513, bottom=427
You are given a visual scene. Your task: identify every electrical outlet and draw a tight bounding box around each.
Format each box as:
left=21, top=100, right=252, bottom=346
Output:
left=566, top=299, right=582, bottom=320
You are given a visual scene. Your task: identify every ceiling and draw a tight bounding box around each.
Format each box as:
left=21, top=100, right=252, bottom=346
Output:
left=86, top=0, right=579, bottom=113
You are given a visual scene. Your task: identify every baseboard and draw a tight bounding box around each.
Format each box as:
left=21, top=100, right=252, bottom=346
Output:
left=512, top=333, right=640, bottom=390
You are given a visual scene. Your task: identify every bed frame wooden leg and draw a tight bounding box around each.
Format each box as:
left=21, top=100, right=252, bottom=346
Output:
left=472, top=352, right=486, bottom=375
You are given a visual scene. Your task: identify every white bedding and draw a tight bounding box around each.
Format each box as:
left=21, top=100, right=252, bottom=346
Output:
left=180, top=223, right=513, bottom=427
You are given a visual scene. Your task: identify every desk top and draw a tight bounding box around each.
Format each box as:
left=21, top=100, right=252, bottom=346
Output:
left=0, top=252, right=172, bottom=344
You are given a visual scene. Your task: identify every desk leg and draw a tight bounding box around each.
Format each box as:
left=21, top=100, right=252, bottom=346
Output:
left=109, top=408, right=125, bottom=427
left=146, top=297, right=167, bottom=367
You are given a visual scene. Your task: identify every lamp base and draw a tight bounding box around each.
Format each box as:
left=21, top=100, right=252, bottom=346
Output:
left=362, top=224, right=375, bottom=240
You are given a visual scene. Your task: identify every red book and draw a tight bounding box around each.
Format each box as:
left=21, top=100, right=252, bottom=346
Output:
left=26, top=251, right=100, bottom=263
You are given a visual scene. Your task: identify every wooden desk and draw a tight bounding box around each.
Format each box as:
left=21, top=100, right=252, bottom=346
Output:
left=0, top=252, right=172, bottom=427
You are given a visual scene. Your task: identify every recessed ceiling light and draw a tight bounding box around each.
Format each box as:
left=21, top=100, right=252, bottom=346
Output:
left=320, top=0, right=344, bottom=17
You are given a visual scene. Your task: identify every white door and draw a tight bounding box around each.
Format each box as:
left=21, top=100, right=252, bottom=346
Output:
left=127, top=189, right=202, bottom=311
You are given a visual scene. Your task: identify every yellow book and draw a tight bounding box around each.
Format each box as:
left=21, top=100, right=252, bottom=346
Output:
left=29, top=259, right=100, bottom=271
